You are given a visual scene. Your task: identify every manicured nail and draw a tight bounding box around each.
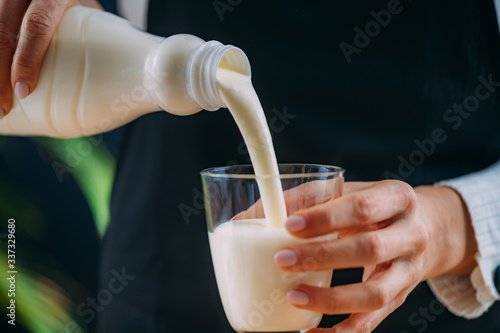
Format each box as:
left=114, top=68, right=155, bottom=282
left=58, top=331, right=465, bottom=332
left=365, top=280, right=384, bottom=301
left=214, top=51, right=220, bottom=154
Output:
left=285, top=215, right=306, bottom=232
left=0, top=107, right=4, bottom=120
left=274, top=249, right=298, bottom=267
left=287, top=290, right=310, bottom=305
left=15, top=81, right=30, bottom=99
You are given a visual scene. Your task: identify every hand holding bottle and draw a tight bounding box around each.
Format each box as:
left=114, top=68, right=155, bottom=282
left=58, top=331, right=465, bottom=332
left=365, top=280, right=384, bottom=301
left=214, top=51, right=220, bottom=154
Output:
left=0, top=2, right=245, bottom=138
left=0, top=0, right=102, bottom=119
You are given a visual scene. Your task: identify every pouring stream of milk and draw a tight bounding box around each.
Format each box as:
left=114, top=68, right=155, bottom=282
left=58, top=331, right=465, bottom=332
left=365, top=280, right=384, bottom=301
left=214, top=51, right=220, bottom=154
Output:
left=216, top=62, right=287, bottom=228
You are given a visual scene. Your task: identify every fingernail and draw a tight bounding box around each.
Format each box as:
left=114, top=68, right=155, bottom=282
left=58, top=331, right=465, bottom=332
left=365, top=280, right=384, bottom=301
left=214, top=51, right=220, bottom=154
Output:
left=0, top=107, right=4, bottom=120
left=274, top=249, right=298, bottom=267
left=15, top=81, right=30, bottom=99
left=287, top=290, right=310, bottom=305
left=285, top=215, right=306, bottom=232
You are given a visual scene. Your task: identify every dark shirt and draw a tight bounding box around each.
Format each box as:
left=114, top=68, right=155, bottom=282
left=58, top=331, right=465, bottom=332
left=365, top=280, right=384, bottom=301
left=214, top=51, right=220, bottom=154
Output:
left=99, top=0, right=500, bottom=332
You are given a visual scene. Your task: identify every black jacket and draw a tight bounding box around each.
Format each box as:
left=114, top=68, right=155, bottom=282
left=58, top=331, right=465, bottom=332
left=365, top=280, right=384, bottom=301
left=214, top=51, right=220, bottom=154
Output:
left=99, top=1, right=500, bottom=332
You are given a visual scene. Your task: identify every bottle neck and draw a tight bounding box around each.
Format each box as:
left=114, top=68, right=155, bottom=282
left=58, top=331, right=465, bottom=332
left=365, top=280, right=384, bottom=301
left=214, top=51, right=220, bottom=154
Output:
left=186, top=41, right=251, bottom=112
left=146, top=34, right=250, bottom=116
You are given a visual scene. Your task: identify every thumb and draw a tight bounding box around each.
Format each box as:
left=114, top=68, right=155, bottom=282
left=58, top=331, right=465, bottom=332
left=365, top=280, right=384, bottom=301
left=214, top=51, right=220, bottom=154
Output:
left=11, top=0, right=70, bottom=99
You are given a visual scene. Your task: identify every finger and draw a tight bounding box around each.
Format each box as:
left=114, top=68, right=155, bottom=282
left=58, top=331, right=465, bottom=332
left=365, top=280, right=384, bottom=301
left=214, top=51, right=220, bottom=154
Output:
left=11, top=0, right=70, bottom=99
left=307, top=300, right=404, bottom=333
left=342, top=181, right=373, bottom=195
left=285, top=180, right=417, bottom=238
left=316, top=289, right=411, bottom=333
left=286, top=260, right=416, bottom=314
left=275, top=220, right=428, bottom=271
left=0, top=0, right=29, bottom=117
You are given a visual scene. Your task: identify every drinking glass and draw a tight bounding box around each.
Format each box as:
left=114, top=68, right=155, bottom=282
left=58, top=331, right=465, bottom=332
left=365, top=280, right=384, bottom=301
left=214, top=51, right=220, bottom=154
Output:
left=201, top=164, right=344, bottom=333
